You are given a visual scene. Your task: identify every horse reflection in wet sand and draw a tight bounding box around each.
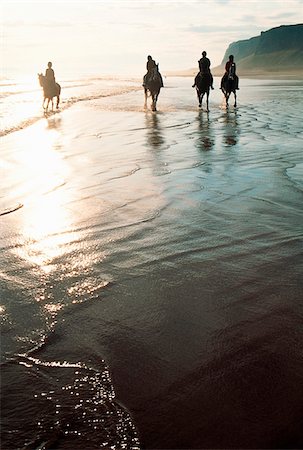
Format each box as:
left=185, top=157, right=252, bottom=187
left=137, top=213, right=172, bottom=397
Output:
left=195, top=73, right=212, bottom=111
left=38, top=73, right=61, bottom=112
left=144, top=65, right=162, bottom=112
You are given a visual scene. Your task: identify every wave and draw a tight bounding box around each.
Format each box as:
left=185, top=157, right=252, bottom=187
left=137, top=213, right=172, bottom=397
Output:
left=0, top=85, right=141, bottom=137
left=0, top=74, right=142, bottom=137
left=2, top=353, right=140, bottom=450
left=0, top=89, right=39, bottom=99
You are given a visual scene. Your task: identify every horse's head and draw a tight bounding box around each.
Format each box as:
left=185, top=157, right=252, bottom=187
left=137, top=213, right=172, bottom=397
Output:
left=228, top=63, right=236, bottom=80
left=150, top=64, right=160, bottom=82
left=38, top=73, right=45, bottom=87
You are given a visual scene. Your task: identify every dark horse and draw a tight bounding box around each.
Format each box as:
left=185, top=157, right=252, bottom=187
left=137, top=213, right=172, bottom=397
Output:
left=221, top=66, right=237, bottom=108
left=144, top=65, right=162, bottom=112
left=195, top=73, right=211, bottom=111
left=38, top=74, right=61, bottom=111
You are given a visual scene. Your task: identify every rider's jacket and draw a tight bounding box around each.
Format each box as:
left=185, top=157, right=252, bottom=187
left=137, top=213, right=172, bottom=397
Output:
left=225, top=61, right=236, bottom=75
left=45, top=68, right=55, bottom=82
left=147, top=59, right=156, bottom=72
left=199, top=57, right=211, bottom=73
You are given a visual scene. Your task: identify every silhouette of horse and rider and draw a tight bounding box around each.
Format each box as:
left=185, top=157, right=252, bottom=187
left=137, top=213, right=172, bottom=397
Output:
left=38, top=54, right=240, bottom=113
left=143, top=55, right=164, bottom=111
left=192, top=51, right=214, bottom=111
left=38, top=62, right=61, bottom=112
left=141, top=51, right=239, bottom=112
left=220, top=54, right=239, bottom=107
left=192, top=51, right=239, bottom=109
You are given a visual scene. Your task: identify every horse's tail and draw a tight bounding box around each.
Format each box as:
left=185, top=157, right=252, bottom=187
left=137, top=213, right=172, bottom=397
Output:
left=56, top=83, right=61, bottom=96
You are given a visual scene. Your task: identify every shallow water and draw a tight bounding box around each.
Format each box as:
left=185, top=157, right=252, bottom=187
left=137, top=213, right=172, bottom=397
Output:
left=1, top=76, right=303, bottom=449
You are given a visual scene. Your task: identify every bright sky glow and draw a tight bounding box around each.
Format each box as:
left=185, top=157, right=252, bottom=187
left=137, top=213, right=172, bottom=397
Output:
left=1, top=0, right=303, bottom=79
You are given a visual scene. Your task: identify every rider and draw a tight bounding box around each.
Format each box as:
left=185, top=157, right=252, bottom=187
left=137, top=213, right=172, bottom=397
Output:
left=143, top=55, right=164, bottom=87
left=192, top=51, right=214, bottom=89
left=45, top=61, right=56, bottom=93
left=220, top=55, right=239, bottom=90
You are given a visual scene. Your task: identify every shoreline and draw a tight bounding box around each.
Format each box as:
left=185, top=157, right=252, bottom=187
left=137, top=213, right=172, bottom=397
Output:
left=164, top=69, right=303, bottom=80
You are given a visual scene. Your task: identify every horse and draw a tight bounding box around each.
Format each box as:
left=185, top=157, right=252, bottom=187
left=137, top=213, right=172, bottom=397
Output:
left=38, top=73, right=61, bottom=111
left=144, top=65, right=162, bottom=112
left=195, top=72, right=211, bottom=111
left=221, top=65, right=237, bottom=108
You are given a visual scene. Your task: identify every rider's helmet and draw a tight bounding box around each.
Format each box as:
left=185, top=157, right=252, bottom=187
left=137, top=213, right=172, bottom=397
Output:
left=202, top=51, right=207, bottom=57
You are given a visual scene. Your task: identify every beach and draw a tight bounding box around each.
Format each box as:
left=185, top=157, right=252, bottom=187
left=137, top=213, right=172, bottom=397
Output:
left=1, top=76, right=303, bottom=449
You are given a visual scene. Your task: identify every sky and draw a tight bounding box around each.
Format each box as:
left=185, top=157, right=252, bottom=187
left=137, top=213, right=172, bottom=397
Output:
left=1, top=0, right=303, bottom=79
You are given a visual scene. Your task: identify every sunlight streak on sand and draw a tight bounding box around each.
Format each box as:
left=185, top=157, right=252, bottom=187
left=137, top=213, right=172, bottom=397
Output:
left=10, top=121, right=77, bottom=272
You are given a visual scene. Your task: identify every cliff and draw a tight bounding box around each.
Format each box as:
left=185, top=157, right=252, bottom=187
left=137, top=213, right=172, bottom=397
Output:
left=218, top=24, right=303, bottom=75
left=168, top=24, right=303, bottom=78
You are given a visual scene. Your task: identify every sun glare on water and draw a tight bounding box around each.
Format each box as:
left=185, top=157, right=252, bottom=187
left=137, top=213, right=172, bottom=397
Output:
left=11, top=121, right=78, bottom=272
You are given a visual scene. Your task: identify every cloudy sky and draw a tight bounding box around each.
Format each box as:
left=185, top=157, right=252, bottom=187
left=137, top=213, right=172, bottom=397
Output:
left=1, top=0, right=302, bottom=79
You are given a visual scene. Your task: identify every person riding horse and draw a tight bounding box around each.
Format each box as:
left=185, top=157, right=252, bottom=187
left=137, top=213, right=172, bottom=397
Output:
left=143, top=55, right=164, bottom=88
left=220, top=55, right=239, bottom=90
left=38, top=61, right=61, bottom=111
left=192, top=51, right=214, bottom=90
left=45, top=61, right=57, bottom=97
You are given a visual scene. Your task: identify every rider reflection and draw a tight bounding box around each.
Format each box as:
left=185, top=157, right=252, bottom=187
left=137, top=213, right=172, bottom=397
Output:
left=223, top=110, right=239, bottom=146
left=47, top=115, right=62, bottom=130
left=196, top=112, right=214, bottom=151
left=145, top=113, right=164, bottom=149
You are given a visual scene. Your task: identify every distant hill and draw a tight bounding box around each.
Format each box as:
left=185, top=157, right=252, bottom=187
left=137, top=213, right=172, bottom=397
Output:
left=168, top=24, right=303, bottom=78
left=217, top=24, right=303, bottom=75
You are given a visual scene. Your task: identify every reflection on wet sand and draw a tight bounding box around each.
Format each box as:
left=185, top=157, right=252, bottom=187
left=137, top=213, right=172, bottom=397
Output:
left=145, top=112, right=165, bottom=149
left=223, top=110, right=239, bottom=146
left=195, top=111, right=214, bottom=151
left=144, top=112, right=171, bottom=178
left=46, top=115, right=62, bottom=130
left=9, top=121, right=75, bottom=274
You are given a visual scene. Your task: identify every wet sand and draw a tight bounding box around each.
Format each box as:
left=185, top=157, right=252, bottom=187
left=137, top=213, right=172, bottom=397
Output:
left=166, top=68, right=303, bottom=79
left=1, top=77, right=303, bottom=449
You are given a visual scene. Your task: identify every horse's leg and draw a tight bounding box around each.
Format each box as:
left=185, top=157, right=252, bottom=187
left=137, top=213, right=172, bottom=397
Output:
left=234, top=91, right=237, bottom=107
left=206, top=91, right=209, bottom=112
left=226, top=92, right=230, bottom=108
left=197, top=89, right=202, bottom=108
left=151, top=94, right=156, bottom=111
left=56, top=85, right=61, bottom=109
left=154, top=92, right=159, bottom=111
left=151, top=90, right=159, bottom=111
left=144, top=88, right=148, bottom=109
left=196, top=89, right=201, bottom=107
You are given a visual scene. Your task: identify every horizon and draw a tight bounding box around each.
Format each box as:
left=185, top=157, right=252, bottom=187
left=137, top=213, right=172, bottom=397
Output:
left=1, top=0, right=303, bottom=80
